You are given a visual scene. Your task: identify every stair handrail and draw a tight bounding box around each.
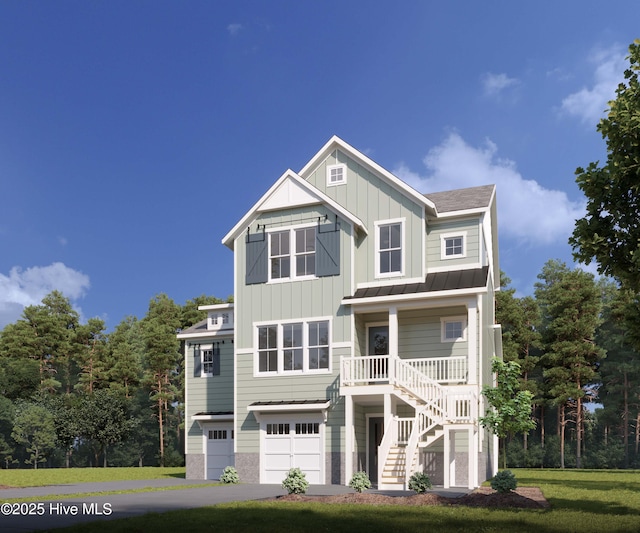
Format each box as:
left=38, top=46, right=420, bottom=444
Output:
left=393, top=357, right=446, bottom=420
left=377, top=415, right=397, bottom=487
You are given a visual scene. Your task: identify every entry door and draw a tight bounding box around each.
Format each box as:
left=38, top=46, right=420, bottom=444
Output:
left=368, top=325, right=389, bottom=379
left=368, top=417, right=384, bottom=483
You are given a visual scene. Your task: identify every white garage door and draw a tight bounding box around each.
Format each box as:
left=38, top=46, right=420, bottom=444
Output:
left=263, top=419, right=323, bottom=484
left=206, top=425, right=234, bottom=480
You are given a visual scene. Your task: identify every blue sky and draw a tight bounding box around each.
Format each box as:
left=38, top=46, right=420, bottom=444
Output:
left=1, top=1, right=638, bottom=330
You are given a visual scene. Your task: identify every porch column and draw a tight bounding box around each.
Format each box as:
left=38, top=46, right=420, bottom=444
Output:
left=384, top=393, right=392, bottom=432
left=443, top=427, right=450, bottom=488
left=468, top=426, right=477, bottom=489
left=467, top=300, right=477, bottom=385
left=345, top=395, right=353, bottom=486
left=388, top=306, right=398, bottom=383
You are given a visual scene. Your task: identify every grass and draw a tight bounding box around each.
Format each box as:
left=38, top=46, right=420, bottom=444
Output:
left=49, top=468, right=640, bottom=533
left=0, top=466, right=186, bottom=487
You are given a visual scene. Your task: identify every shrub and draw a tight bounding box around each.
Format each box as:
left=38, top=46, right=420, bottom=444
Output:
left=220, top=466, right=239, bottom=484
left=282, top=467, right=309, bottom=494
left=408, top=472, right=432, bottom=493
left=349, top=471, right=371, bottom=493
left=491, top=469, right=517, bottom=493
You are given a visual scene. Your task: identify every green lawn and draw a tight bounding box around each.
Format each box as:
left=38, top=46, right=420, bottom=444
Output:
left=0, top=467, right=185, bottom=487
left=50, top=469, right=640, bottom=533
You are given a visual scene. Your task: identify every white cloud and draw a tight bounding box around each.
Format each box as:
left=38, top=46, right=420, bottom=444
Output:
left=481, top=72, right=519, bottom=96
left=394, top=133, right=584, bottom=246
left=561, top=45, right=627, bottom=125
left=227, top=23, right=243, bottom=36
left=0, top=262, right=90, bottom=329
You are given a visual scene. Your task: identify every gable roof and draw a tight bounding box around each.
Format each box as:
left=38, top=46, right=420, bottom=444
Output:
left=424, top=184, right=495, bottom=215
left=299, top=135, right=437, bottom=215
left=222, top=169, right=366, bottom=249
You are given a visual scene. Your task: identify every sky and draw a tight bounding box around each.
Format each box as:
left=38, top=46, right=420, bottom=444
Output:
left=1, top=1, right=639, bottom=331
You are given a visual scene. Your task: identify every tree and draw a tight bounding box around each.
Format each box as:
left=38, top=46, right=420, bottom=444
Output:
left=11, top=401, right=57, bottom=469
left=74, top=318, right=108, bottom=394
left=480, top=358, right=536, bottom=469
left=570, top=40, right=640, bottom=292
left=106, top=316, right=144, bottom=399
left=141, top=294, right=181, bottom=467
left=535, top=260, right=605, bottom=468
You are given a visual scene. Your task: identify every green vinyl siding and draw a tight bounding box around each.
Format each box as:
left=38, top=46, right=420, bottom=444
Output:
left=303, top=149, right=425, bottom=284
left=185, top=338, right=234, bottom=455
left=426, top=218, right=481, bottom=270
left=397, top=307, right=468, bottom=359
left=235, top=346, right=350, bottom=454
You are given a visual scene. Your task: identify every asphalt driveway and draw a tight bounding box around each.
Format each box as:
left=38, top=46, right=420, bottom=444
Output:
left=0, top=479, right=468, bottom=532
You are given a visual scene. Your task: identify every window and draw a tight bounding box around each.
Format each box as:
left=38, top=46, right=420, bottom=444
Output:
left=308, top=321, right=329, bottom=370
left=375, top=220, right=404, bottom=277
left=269, top=227, right=316, bottom=281
left=270, top=231, right=290, bottom=279
left=256, top=320, right=331, bottom=374
left=283, top=323, right=303, bottom=371
left=258, top=325, right=278, bottom=372
left=201, top=345, right=220, bottom=376
left=295, top=422, right=319, bottom=434
left=208, top=429, right=227, bottom=440
left=326, top=164, right=346, bottom=186
left=441, top=317, right=466, bottom=342
left=266, top=423, right=290, bottom=435
left=441, top=232, right=467, bottom=259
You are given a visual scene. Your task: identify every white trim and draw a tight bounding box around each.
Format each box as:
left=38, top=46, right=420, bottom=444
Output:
left=199, top=303, right=234, bottom=311
left=326, top=163, right=347, bottom=186
left=222, top=170, right=366, bottom=249
left=177, top=331, right=233, bottom=340
left=374, top=218, right=405, bottom=279
left=233, top=238, right=239, bottom=455
left=248, top=401, right=331, bottom=414
left=426, top=262, right=483, bottom=274
left=266, top=222, right=318, bottom=283
left=356, top=276, right=424, bottom=290
left=440, top=231, right=467, bottom=259
left=253, top=316, right=333, bottom=376
left=332, top=341, right=353, bottom=349
left=341, top=286, right=487, bottom=307
left=193, top=413, right=234, bottom=422
left=441, top=316, right=467, bottom=343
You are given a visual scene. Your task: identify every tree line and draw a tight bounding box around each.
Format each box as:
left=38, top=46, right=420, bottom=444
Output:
left=0, top=292, right=227, bottom=469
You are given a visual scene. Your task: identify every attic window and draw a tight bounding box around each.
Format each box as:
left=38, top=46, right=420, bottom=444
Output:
left=326, top=164, right=346, bottom=186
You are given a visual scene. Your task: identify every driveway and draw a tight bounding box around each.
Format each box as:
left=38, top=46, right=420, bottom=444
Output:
left=0, top=479, right=468, bottom=532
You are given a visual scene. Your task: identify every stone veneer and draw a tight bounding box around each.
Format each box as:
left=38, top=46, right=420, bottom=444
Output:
left=235, top=453, right=260, bottom=483
left=186, top=453, right=205, bottom=479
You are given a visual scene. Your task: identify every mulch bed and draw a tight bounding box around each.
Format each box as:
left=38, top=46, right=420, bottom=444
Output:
left=275, top=487, right=549, bottom=509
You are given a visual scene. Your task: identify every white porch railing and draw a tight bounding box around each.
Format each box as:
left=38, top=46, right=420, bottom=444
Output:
left=340, top=355, right=467, bottom=386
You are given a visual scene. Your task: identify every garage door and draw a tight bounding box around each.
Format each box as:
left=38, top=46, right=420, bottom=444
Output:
left=206, top=425, right=234, bottom=480
left=263, top=419, right=322, bottom=484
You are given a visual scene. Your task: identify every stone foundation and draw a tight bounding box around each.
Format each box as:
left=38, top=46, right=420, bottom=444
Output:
left=235, top=453, right=260, bottom=483
left=186, top=453, right=205, bottom=480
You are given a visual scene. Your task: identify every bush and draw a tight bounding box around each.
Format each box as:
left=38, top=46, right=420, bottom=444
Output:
left=408, top=472, right=432, bottom=493
left=282, top=467, right=309, bottom=494
left=349, top=471, right=371, bottom=493
left=491, top=469, right=517, bottom=493
left=220, top=466, right=239, bottom=484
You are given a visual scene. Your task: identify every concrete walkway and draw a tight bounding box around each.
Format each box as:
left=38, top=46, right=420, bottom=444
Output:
left=0, top=479, right=469, bottom=532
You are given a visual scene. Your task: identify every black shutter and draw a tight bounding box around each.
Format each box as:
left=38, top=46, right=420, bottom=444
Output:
left=193, top=345, right=201, bottom=377
left=245, top=233, right=268, bottom=284
left=316, top=223, right=340, bottom=277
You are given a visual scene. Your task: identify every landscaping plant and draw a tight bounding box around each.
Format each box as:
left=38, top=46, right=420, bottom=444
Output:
left=408, top=472, right=432, bottom=493
left=349, top=471, right=371, bottom=493
left=282, top=467, right=309, bottom=494
left=491, top=469, right=517, bottom=493
left=220, top=466, right=239, bottom=484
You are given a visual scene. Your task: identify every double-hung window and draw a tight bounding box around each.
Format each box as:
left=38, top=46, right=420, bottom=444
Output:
left=256, top=320, right=330, bottom=374
left=441, top=317, right=466, bottom=342
left=269, top=227, right=316, bottom=281
left=376, top=219, right=404, bottom=277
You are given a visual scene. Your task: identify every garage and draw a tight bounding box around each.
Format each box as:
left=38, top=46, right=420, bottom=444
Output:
left=263, top=419, right=322, bottom=483
left=205, top=423, right=234, bottom=480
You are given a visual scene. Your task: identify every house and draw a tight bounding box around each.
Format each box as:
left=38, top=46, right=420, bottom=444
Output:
left=178, top=136, right=502, bottom=489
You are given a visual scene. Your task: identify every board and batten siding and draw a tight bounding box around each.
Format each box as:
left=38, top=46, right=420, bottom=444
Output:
left=426, top=218, right=481, bottom=270
left=303, top=149, right=425, bottom=285
left=235, top=205, right=353, bottom=350
left=185, top=339, right=234, bottom=455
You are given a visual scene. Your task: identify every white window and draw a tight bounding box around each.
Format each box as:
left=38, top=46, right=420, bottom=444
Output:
left=326, top=164, right=346, bottom=186
left=441, top=317, right=467, bottom=342
left=202, top=345, right=220, bottom=376
left=441, top=232, right=467, bottom=259
left=256, top=320, right=331, bottom=375
left=375, top=219, right=404, bottom=277
left=269, top=226, right=316, bottom=281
